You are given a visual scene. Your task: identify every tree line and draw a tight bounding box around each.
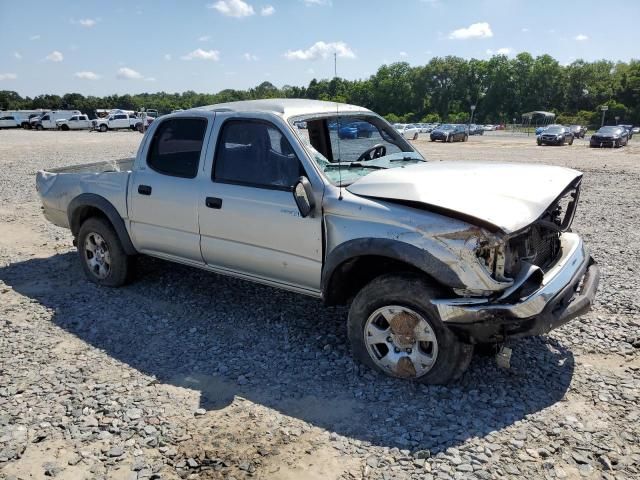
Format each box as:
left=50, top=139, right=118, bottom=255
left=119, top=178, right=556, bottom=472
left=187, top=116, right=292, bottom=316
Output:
left=1, top=52, right=639, bottom=127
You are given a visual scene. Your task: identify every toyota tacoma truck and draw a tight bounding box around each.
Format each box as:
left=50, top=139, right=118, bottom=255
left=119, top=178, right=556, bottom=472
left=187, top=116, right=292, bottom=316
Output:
left=36, top=99, right=599, bottom=384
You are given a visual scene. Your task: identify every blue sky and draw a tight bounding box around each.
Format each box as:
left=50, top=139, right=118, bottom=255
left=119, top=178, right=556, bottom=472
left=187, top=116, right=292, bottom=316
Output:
left=1, top=0, right=639, bottom=97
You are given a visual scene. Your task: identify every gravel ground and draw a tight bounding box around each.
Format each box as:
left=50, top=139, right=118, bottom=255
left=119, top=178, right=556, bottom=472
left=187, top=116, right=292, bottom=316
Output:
left=0, top=129, right=639, bottom=480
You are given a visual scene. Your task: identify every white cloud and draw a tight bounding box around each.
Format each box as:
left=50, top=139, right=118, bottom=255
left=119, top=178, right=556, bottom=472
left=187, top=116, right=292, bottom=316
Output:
left=261, top=5, right=275, bottom=15
left=243, top=52, right=258, bottom=61
left=181, top=48, right=220, bottom=61
left=575, top=34, right=589, bottom=41
left=284, top=41, right=355, bottom=60
left=79, top=18, right=96, bottom=27
left=199, top=35, right=211, bottom=41
left=486, top=47, right=513, bottom=56
left=302, top=0, right=331, bottom=5
left=448, top=22, right=493, bottom=40
left=75, top=71, right=100, bottom=80
left=117, top=67, right=143, bottom=79
left=521, top=27, right=530, bottom=33
left=0, top=73, right=17, bottom=80
left=164, top=53, right=172, bottom=61
left=29, top=34, right=40, bottom=40
left=208, top=0, right=254, bottom=17
left=145, top=77, right=157, bottom=82
left=399, top=51, right=408, bottom=58
left=46, top=50, right=64, bottom=62
left=13, top=52, right=22, bottom=60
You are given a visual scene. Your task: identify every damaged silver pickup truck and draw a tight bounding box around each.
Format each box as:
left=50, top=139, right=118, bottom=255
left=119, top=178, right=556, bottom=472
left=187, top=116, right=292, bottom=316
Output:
left=36, top=99, right=599, bottom=384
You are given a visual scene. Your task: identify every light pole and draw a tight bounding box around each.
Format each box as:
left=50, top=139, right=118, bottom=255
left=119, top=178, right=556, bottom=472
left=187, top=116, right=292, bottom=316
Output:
left=469, top=105, right=476, bottom=133
left=600, top=105, right=608, bottom=127
left=615, top=116, right=620, bottom=125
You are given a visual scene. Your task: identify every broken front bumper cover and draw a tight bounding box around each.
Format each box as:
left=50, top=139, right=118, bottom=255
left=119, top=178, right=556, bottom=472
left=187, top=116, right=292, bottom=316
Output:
left=432, top=233, right=600, bottom=343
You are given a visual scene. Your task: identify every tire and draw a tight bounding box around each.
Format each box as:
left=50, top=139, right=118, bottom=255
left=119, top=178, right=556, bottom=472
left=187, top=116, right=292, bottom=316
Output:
left=61, top=124, right=69, bottom=131
left=413, top=133, right=418, bottom=140
left=568, top=137, right=573, bottom=145
left=99, top=124, right=108, bottom=133
left=347, top=273, right=474, bottom=384
left=537, top=139, right=542, bottom=146
left=77, top=217, right=132, bottom=287
left=36, top=124, right=43, bottom=131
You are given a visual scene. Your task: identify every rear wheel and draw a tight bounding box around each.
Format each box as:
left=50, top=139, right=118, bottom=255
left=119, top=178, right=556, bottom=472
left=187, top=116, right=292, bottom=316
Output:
left=413, top=132, right=418, bottom=140
left=348, top=273, right=473, bottom=384
left=99, top=124, right=108, bottom=133
left=36, top=124, right=43, bottom=131
left=77, top=217, right=132, bottom=287
left=61, top=124, right=69, bottom=131
left=568, top=137, right=573, bottom=145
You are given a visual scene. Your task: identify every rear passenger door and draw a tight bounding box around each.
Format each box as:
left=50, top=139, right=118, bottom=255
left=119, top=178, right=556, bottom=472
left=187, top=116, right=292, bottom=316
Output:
left=198, top=119, right=323, bottom=293
left=129, top=117, right=210, bottom=263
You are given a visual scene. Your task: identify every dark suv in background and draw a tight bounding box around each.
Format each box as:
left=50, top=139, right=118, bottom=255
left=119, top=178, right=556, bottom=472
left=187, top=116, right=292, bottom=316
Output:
left=430, top=124, right=468, bottom=142
left=590, top=126, right=629, bottom=148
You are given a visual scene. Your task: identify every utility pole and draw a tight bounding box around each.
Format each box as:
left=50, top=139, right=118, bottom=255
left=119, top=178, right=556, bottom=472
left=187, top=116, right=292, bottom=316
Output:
left=600, top=105, right=608, bottom=127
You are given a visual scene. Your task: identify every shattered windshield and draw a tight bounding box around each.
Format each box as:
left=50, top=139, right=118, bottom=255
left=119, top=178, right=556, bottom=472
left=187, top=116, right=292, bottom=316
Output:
left=290, top=114, right=425, bottom=186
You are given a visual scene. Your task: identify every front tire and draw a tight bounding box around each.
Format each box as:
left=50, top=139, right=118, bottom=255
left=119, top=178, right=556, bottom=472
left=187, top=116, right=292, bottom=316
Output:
left=77, top=217, right=132, bottom=287
left=99, top=124, right=108, bottom=133
left=347, top=273, right=473, bottom=384
left=61, top=124, right=69, bottom=131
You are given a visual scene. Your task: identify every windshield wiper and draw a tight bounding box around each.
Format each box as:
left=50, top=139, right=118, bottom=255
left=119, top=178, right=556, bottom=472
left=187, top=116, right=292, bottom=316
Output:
left=325, top=162, right=387, bottom=170
left=390, top=156, right=424, bottom=162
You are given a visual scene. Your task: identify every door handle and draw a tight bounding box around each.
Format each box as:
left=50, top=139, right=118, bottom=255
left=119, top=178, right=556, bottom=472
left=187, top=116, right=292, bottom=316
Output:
left=205, top=197, right=223, bottom=209
left=138, top=184, right=152, bottom=195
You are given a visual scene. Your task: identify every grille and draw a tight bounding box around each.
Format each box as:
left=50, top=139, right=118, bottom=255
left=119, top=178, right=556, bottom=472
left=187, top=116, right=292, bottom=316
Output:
left=506, top=225, right=561, bottom=276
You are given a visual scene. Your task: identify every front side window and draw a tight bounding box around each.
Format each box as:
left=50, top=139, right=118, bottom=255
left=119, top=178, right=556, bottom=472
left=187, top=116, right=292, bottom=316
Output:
left=115, top=114, right=127, bottom=120
left=147, top=118, right=207, bottom=178
left=213, top=120, right=304, bottom=190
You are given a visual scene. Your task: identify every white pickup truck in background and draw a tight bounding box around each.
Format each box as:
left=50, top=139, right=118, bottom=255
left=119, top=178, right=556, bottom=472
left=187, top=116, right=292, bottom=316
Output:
left=93, top=113, right=141, bottom=132
left=56, top=114, right=92, bottom=131
left=33, top=110, right=82, bottom=130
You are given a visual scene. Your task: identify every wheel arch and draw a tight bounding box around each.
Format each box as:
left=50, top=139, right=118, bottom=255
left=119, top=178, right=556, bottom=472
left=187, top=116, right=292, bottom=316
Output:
left=322, top=238, right=465, bottom=306
left=68, top=193, right=137, bottom=255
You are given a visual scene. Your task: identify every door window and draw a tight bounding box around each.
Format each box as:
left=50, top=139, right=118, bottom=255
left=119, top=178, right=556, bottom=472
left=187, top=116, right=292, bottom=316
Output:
left=146, top=118, right=207, bottom=178
left=213, top=120, right=304, bottom=190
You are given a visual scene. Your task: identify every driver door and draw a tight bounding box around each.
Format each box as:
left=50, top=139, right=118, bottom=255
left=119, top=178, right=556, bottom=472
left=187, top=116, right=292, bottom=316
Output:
left=198, top=119, right=323, bottom=292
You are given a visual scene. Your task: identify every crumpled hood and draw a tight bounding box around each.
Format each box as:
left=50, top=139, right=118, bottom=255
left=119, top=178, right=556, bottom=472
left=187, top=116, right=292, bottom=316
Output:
left=346, top=161, right=582, bottom=233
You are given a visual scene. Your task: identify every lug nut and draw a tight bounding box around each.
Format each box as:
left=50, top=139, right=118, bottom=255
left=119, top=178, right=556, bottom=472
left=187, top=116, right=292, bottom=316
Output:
left=406, top=348, right=412, bottom=354
left=386, top=336, right=392, bottom=343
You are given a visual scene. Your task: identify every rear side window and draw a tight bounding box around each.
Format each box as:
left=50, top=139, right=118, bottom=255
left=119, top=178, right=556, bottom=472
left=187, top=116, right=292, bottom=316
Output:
left=147, top=118, right=207, bottom=178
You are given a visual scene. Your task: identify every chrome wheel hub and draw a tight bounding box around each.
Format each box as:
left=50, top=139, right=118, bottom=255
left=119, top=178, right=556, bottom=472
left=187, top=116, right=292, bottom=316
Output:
left=364, top=306, right=438, bottom=378
left=84, top=232, right=111, bottom=279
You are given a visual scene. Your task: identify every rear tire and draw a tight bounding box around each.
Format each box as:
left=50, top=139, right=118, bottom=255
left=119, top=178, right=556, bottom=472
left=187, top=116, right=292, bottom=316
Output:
left=347, top=273, right=474, bottom=384
left=413, top=133, right=418, bottom=140
left=99, top=124, right=108, bottom=133
left=77, top=217, right=132, bottom=287
left=568, top=137, right=573, bottom=145
left=36, top=124, right=43, bottom=131
left=61, top=124, right=69, bottom=131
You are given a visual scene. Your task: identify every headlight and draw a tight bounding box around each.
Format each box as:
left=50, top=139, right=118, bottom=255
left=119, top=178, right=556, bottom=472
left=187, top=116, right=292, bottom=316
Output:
left=475, top=241, right=506, bottom=280
left=612, top=135, right=619, bottom=139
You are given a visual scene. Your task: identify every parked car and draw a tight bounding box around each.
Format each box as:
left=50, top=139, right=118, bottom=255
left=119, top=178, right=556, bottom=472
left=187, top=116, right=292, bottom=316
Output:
left=338, top=123, right=359, bottom=139
left=430, top=124, right=468, bottom=142
left=632, top=127, right=639, bottom=134
left=618, top=124, right=634, bottom=140
left=92, top=113, right=141, bottom=132
left=568, top=125, right=587, bottom=139
left=394, top=123, right=420, bottom=140
left=537, top=125, right=574, bottom=146
left=56, top=114, right=92, bottom=131
left=535, top=126, right=548, bottom=135
left=36, top=99, right=599, bottom=385
left=483, top=124, right=495, bottom=131
left=34, top=110, right=82, bottom=130
left=469, top=124, right=484, bottom=136
left=589, top=126, right=629, bottom=148
left=0, top=115, right=21, bottom=129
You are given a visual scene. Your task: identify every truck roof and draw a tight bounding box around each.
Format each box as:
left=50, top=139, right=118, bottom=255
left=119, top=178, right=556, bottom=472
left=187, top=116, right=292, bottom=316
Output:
left=195, top=98, right=371, bottom=118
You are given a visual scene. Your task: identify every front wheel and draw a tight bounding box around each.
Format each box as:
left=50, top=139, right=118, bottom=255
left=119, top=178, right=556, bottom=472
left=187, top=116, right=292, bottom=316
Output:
left=77, top=217, right=132, bottom=287
left=36, top=124, right=43, bottom=131
left=347, top=274, right=473, bottom=384
left=568, top=137, right=573, bottom=145
left=99, top=124, right=108, bottom=133
left=413, top=132, right=418, bottom=140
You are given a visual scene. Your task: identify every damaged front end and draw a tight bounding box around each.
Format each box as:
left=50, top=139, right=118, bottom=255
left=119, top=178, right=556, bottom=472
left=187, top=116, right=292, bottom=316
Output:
left=431, top=178, right=600, bottom=344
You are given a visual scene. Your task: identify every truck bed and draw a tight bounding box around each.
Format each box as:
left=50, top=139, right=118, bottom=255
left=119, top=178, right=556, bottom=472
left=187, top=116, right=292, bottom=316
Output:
left=36, top=158, right=134, bottom=230
left=45, top=157, right=134, bottom=174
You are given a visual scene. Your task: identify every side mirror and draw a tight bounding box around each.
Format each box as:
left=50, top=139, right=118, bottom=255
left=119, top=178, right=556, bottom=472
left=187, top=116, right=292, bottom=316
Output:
left=293, top=177, right=316, bottom=218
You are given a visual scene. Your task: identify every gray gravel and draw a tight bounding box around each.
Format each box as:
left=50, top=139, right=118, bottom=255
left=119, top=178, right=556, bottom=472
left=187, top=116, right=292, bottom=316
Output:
left=0, top=129, right=639, bottom=479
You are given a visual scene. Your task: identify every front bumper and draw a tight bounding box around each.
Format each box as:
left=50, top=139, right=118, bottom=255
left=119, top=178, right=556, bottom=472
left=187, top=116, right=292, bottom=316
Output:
left=432, top=233, right=600, bottom=343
